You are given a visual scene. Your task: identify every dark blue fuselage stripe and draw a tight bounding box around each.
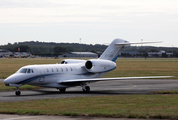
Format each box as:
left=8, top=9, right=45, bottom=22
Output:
left=16, top=74, right=54, bottom=84
left=112, top=54, right=120, bottom=62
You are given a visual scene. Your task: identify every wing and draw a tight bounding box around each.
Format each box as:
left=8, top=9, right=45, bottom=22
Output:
left=58, top=76, right=174, bottom=84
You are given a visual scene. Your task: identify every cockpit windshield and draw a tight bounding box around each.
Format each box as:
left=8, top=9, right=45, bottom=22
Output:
left=19, top=68, right=27, bottom=73
left=17, top=68, right=34, bottom=73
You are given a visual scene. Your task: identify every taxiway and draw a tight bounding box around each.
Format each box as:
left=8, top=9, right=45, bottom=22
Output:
left=0, top=79, right=178, bottom=102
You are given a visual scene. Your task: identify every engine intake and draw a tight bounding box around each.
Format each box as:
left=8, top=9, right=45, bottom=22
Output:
left=85, top=61, right=92, bottom=69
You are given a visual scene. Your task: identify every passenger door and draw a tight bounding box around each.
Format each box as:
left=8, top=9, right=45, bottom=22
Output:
left=39, top=67, right=45, bottom=82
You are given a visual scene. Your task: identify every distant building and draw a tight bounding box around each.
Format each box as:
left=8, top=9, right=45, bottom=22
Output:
left=14, top=52, right=32, bottom=58
left=121, top=51, right=139, bottom=57
left=62, top=52, right=98, bottom=58
left=148, top=50, right=173, bottom=57
left=0, top=49, right=13, bottom=57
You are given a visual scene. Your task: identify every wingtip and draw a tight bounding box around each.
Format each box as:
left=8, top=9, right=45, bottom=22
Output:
left=170, top=76, right=175, bottom=78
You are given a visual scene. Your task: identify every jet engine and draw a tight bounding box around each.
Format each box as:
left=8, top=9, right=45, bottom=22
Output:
left=85, top=59, right=116, bottom=73
left=60, top=59, right=86, bottom=64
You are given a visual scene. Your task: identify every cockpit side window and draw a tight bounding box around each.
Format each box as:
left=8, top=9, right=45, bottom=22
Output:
left=27, top=69, right=31, bottom=73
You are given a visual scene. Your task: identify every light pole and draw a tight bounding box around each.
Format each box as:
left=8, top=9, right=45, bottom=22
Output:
left=141, top=39, right=143, bottom=47
left=172, top=45, right=173, bottom=57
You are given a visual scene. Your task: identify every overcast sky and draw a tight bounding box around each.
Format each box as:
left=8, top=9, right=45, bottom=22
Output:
left=0, top=0, right=178, bottom=47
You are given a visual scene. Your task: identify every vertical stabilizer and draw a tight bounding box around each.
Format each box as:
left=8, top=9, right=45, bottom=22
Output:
left=99, top=39, right=129, bottom=61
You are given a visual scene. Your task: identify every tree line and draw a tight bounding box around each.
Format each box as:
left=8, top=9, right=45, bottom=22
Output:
left=1, top=41, right=178, bottom=57
left=0, top=41, right=107, bottom=56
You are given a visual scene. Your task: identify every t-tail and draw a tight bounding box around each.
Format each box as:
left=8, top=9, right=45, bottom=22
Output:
left=99, top=38, right=162, bottom=62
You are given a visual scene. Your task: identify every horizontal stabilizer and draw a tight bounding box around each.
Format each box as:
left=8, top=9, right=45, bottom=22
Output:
left=58, top=76, right=174, bottom=84
left=115, top=41, right=162, bottom=45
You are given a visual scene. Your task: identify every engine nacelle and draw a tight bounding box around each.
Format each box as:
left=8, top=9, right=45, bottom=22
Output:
left=60, top=59, right=86, bottom=64
left=85, top=59, right=116, bottom=73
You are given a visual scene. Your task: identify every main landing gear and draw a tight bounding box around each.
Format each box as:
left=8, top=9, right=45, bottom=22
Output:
left=59, top=88, right=66, bottom=93
left=15, top=86, right=21, bottom=96
left=81, top=82, right=90, bottom=92
left=82, top=86, right=90, bottom=92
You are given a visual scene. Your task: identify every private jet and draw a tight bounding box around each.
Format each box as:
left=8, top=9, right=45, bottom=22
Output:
left=4, top=38, right=173, bottom=95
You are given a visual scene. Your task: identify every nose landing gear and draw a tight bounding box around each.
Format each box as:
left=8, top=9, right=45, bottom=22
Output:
left=15, top=86, right=21, bottom=96
left=59, top=88, right=66, bottom=93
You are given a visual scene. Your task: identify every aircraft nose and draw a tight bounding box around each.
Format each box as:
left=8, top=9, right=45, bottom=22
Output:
left=4, top=75, right=17, bottom=86
left=4, top=78, right=10, bottom=86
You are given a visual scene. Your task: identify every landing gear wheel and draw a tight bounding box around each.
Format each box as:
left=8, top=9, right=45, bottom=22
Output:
left=15, top=91, right=21, bottom=96
left=15, top=86, right=21, bottom=96
left=59, top=88, right=66, bottom=93
left=82, top=86, right=90, bottom=92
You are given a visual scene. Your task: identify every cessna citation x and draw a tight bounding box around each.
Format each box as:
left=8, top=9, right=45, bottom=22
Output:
left=4, top=38, right=173, bottom=95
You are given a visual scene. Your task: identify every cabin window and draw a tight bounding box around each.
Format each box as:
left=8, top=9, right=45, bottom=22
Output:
left=56, top=68, right=58, bottom=72
left=51, top=68, right=54, bottom=72
left=61, top=68, right=63, bottom=72
left=70, top=67, right=73, bottom=71
left=32, top=69, right=34, bottom=73
left=46, top=68, right=49, bottom=72
left=66, top=68, right=68, bottom=71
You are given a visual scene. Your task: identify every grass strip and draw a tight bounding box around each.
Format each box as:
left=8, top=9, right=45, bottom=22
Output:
left=0, top=95, right=178, bottom=119
left=152, top=90, right=178, bottom=94
left=0, top=58, right=178, bottom=79
left=0, top=82, right=40, bottom=91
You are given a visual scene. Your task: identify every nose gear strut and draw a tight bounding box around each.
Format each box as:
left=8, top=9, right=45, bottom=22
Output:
left=15, top=86, right=21, bottom=96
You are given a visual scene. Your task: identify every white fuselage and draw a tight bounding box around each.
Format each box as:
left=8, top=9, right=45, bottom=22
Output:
left=4, top=62, right=107, bottom=89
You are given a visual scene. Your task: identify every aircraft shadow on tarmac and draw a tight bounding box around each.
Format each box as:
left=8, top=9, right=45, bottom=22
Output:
left=3, top=89, right=151, bottom=97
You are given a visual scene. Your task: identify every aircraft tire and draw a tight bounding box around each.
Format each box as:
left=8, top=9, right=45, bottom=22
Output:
left=15, top=91, right=21, bottom=96
left=59, top=88, right=66, bottom=93
left=83, top=86, right=90, bottom=92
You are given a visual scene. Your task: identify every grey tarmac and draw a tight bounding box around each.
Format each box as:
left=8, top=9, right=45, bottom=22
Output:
left=0, top=79, right=178, bottom=102
left=0, top=79, right=4, bottom=82
left=0, top=114, right=167, bottom=120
